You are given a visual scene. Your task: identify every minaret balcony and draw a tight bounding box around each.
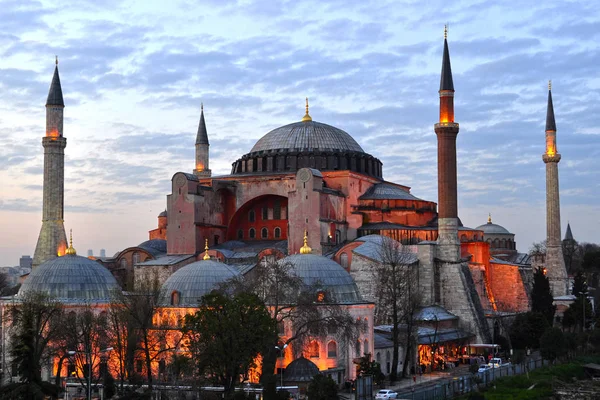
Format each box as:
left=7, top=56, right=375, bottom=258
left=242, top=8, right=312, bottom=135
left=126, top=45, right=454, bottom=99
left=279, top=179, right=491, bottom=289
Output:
left=542, top=153, right=561, bottom=163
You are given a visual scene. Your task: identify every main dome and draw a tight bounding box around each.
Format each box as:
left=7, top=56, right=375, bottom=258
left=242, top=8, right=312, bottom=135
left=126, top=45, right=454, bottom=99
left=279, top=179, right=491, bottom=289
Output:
left=19, top=254, right=120, bottom=303
left=249, top=120, right=364, bottom=154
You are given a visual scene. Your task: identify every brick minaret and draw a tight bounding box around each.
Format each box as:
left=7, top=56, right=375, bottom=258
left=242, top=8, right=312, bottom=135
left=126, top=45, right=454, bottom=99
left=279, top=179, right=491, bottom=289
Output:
left=542, top=81, right=568, bottom=296
left=193, top=103, right=211, bottom=177
left=434, top=27, right=460, bottom=261
left=33, top=58, right=68, bottom=268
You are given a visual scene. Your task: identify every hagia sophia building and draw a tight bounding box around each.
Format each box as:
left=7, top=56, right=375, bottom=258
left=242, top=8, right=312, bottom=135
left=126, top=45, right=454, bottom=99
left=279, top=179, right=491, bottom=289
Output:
left=3, top=30, right=570, bottom=385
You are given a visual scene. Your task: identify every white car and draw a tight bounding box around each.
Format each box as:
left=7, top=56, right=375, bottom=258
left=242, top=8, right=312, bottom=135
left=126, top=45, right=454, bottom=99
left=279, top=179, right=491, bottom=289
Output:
left=489, top=357, right=510, bottom=368
left=375, top=390, right=398, bottom=400
left=477, top=364, right=492, bottom=373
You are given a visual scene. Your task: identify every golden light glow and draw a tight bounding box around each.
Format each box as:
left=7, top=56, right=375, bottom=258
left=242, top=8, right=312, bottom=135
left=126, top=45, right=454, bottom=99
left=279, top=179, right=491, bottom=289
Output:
left=203, top=238, right=210, bottom=260
left=196, top=163, right=204, bottom=171
left=47, top=129, right=60, bottom=138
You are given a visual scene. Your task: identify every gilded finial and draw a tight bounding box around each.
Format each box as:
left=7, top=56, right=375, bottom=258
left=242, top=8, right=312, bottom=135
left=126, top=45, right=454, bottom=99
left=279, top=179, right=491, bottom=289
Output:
left=302, top=97, right=312, bottom=122
left=444, top=24, right=448, bottom=40
left=65, top=229, right=77, bottom=255
left=203, top=238, right=210, bottom=260
left=299, top=230, right=312, bottom=254
left=548, top=80, right=552, bottom=91
left=487, top=213, right=492, bottom=224
left=55, top=55, right=58, bottom=65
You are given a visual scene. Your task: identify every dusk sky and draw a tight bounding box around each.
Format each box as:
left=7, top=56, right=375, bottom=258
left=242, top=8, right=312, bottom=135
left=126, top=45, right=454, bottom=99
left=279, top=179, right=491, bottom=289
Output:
left=1, top=0, right=599, bottom=266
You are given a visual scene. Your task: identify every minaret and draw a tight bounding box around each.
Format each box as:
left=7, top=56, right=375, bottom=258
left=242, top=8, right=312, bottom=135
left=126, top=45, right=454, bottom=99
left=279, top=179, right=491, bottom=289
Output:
left=542, top=81, right=568, bottom=296
left=33, top=57, right=68, bottom=268
left=434, top=26, right=461, bottom=261
left=193, top=103, right=211, bottom=177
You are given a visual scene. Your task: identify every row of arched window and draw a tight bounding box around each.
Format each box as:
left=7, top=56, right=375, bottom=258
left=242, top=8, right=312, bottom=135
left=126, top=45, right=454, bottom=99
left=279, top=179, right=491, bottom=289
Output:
left=237, top=227, right=282, bottom=240
left=303, top=341, right=338, bottom=358
left=248, top=201, right=284, bottom=222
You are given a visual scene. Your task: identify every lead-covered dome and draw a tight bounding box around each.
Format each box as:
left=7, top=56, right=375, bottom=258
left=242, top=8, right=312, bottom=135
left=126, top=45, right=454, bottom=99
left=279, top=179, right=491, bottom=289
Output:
left=19, top=254, right=120, bottom=303
left=250, top=121, right=364, bottom=154
left=475, top=218, right=512, bottom=235
left=160, top=259, right=240, bottom=306
left=279, top=253, right=362, bottom=303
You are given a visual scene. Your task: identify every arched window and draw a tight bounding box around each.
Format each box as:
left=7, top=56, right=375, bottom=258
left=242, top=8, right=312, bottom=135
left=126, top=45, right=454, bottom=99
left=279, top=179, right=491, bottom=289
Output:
left=274, top=200, right=281, bottom=220
left=355, top=340, right=361, bottom=357
left=171, top=291, right=181, bottom=306
left=376, top=352, right=381, bottom=363
left=120, top=258, right=127, bottom=269
left=364, top=339, right=369, bottom=354
left=460, top=234, right=467, bottom=242
left=340, top=253, right=349, bottom=271
left=335, top=230, right=341, bottom=244
left=132, top=252, right=140, bottom=264
left=493, top=239, right=499, bottom=248
left=249, top=228, right=256, bottom=239
left=248, top=210, right=255, bottom=222
left=237, top=229, right=243, bottom=240
left=274, top=227, right=281, bottom=239
left=262, top=207, right=268, bottom=220
left=386, top=351, right=391, bottom=373
left=327, top=341, right=337, bottom=358
left=308, top=341, right=319, bottom=358
left=501, top=239, right=507, bottom=248
left=261, top=227, right=268, bottom=239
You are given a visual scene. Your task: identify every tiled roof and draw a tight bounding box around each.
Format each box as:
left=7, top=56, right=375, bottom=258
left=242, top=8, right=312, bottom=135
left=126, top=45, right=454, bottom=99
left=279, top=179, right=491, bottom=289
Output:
left=359, top=182, right=421, bottom=201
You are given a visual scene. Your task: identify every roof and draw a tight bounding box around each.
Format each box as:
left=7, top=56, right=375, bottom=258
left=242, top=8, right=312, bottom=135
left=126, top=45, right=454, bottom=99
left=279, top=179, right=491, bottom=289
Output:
left=283, top=357, right=320, bottom=382
left=213, top=240, right=288, bottom=263
left=196, top=105, right=209, bottom=145
left=160, top=259, right=240, bottom=306
left=415, top=305, right=458, bottom=322
left=18, top=254, right=119, bottom=303
left=565, top=223, right=574, bottom=241
left=418, top=327, right=474, bottom=345
left=546, top=89, right=556, bottom=131
left=278, top=254, right=363, bottom=304
left=158, top=210, right=167, bottom=217
left=352, top=237, right=418, bottom=264
left=359, top=182, right=422, bottom=201
left=136, top=254, right=194, bottom=266
left=358, top=222, right=436, bottom=231
left=374, top=333, right=394, bottom=349
left=475, top=221, right=512, bottom=235
left=46, top=65, right=65, bottom=107
left=138, top=239, right=167, bottom=257
left=249, top=120, right=364, bottom=155
left=440, top=38, right=454, bottom=91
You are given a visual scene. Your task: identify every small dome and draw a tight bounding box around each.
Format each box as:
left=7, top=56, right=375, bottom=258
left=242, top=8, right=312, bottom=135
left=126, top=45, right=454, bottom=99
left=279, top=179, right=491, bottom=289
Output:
left=283, top=357, right=320, bottom=382
left=278, top=254, right=362, bottom=303
left=158, top=210, right=167, bottom=217
left=475, top=222, right=512, bottom=235
left=138, top=239, right=167, bottom=255
left=249, top=120, right=364, bottom=155
left=161, top=259, right=239, bottom=306
left=19, top=254, right=120, bottom=303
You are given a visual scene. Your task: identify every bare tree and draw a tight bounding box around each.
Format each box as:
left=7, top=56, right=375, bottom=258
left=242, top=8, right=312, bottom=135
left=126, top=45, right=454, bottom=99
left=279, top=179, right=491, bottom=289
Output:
left=372, top=236, right=421, bottom=381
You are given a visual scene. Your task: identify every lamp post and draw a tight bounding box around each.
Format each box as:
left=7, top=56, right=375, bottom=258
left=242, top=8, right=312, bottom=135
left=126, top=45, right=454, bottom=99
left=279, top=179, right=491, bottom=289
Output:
left=274, top=344, right=288, bottom=390
left=68, top=347, right=113, bottom=400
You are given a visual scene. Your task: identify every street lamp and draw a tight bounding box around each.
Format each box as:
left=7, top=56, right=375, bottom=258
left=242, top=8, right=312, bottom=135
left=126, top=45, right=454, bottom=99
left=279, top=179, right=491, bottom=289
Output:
left=67, top=347, right=113, bottom=400
left=275, top=344, right=288, bottom=390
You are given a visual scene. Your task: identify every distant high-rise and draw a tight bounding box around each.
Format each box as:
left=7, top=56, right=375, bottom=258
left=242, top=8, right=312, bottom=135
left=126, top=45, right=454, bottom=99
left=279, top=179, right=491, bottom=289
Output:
left=100, top=249, right=106, bottom=258
left=87, top=249, right=94, bottom=257
left=33, top=58, right=68, bottom=268
left=542, top=82, right=568, bottom=296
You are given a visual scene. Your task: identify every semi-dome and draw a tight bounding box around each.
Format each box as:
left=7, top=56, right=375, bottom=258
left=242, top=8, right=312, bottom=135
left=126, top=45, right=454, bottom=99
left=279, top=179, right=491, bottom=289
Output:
left=19, top=254, right=120, bottom=303
left=278, top=253, right=362, bottom=303
left=283, top=357, right=320, bottom=382
left=160, top=259, right=240, bottom=306
left=250, top=120, right=364, bottom=154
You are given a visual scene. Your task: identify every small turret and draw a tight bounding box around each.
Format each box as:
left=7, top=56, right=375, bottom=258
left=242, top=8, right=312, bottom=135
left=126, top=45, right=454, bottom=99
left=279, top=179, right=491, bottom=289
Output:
left=194, top=103, right=211, bottom=177
left=564, top=222, right=574, bottom=241
left=46, top=56, right=65, bottom=108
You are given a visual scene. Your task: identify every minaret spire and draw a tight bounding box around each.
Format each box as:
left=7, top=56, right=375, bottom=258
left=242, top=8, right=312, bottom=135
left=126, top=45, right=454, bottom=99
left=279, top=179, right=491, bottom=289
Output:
left=434, top=25, right=460, bottom=261
left=542, top=82, right=568, bottom=296
left=33, top=60, right=68, bottom=267
left=194, top=103, right=211, bottom=177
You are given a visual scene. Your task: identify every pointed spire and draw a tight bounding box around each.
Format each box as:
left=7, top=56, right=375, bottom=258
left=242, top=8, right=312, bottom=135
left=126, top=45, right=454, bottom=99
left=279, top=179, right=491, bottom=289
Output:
left=565, top=222, right=574, bottom=241
left=46, top=58, right=65, bottom=107
left=196, top=103, right=209, bottom=145
left=546, top=81, right=556, bottom=131
left=203, top=238, right=210, bottom=260
left=65, top=229, right=76, bottom=256
left=301, top=97, right=312, bottom=122
left=440, top=25, right=454, bottom=91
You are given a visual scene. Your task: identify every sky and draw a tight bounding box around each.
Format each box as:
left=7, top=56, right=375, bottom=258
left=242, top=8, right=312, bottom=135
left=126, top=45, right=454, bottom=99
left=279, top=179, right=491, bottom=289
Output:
left=1, top=0, right=599, bottom=266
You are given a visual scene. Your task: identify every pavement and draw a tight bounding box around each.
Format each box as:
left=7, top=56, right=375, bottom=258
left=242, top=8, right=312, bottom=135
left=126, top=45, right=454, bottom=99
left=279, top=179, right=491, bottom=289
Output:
left=375, top=364, right=472, bottom=395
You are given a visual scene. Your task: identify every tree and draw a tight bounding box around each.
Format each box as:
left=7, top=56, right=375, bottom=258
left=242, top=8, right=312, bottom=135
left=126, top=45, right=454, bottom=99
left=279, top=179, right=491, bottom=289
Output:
left=562, top=236, right=579, bottom=273
left=539, top=327, right=566, bottom=362
left=182, top=292, right=275, bottom=398
left=4, top=291, right=63, bottom=398
left=357, top=354, right=384, bottom=385
left=372, top=236, right=420, bottom=381
left=225, top=256, right=361, bottom=400
left=529, top=240, right=547, bottom=257
left=572, top=271, right=588, bottom=297
left=307, top=374, right=337, bottom=400
left=509, top=312, right=549, bottom=350
left=531, top=267, right=556, bottom=326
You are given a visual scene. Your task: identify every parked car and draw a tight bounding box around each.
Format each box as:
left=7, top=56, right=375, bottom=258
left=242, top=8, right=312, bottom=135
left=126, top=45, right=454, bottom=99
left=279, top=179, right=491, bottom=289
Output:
left=478, top=364, right=492, bottom=373
left=375, top=390, right=398, bottom=399
left=489, top=357, right=511, bottom=368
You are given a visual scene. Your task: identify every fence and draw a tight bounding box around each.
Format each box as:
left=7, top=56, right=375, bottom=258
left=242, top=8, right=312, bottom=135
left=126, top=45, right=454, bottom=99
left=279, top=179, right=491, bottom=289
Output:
left=396, top=358, right=550, bottom=400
